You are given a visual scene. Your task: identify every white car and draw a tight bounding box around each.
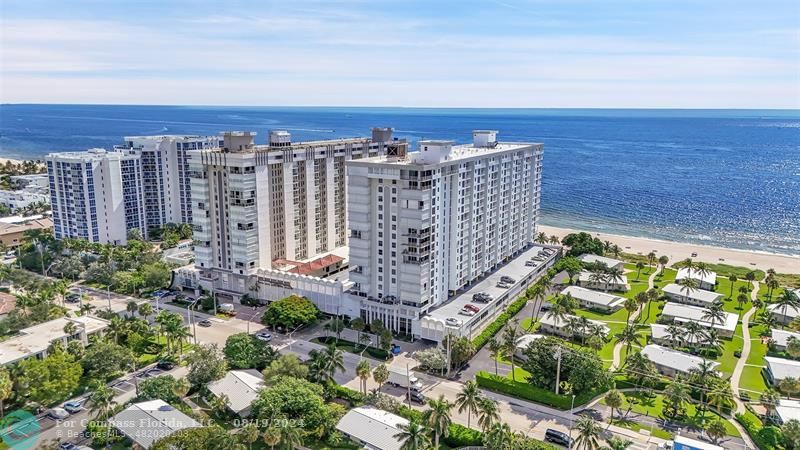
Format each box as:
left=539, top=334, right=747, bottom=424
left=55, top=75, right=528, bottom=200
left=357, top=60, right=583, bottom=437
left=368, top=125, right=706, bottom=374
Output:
left=47, top=408, right=70, bottom=420
left=255, top=332, right=272, bottom=342
left=445, top=317, right=461, bottom=327
left=459, top=308, right=476, bottom=316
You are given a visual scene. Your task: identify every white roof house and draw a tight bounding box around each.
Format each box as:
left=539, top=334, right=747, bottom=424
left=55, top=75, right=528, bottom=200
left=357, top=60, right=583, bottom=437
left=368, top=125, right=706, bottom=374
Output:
left=0, top=316, right=109, bottom=366
left=771, top=329, right=800, bottom=350
left=774, top=398, right=800, bottom=424
left=660, top=302, right=738, bottom=336
left=562, top=286, right=625, bottom=311
left=109, top=399, right=201, bottom=449
left=765, top=356, right=800, bottom=384
left=662, top=283, right=724, bottom=306
left=675, top=268, right=717, bottom=290
left=577, top=271, right=630, bottom=292
left=641, top=344, right=720, bottom=375
left=578, top=254, right=625, bottom=270
left=514, top=334, right=545, bottom=360
left=538, top=314, right=610, bottom=336
left=208, top=370, right=264, bottom=417
left=767, top=303, right=800, bottom=323
left=336, top=407, right=408, bottom=450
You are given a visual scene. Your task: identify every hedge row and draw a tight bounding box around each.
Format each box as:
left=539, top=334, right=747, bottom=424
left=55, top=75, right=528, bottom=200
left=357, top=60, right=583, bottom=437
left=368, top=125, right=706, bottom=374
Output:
left=326, top=383, right=365, bottom=406
left=472, top=293, right=530, bottom=350
left=735, top=410, right=783, bottom=450
left=476, top=371, right=599, bottom=410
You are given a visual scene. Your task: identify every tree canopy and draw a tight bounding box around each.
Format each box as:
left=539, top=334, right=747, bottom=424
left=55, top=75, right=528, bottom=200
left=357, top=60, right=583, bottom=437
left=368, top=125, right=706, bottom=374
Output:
left=223, top=333, right=277, bottom=370
left=19, top=348, right=83, bottom=406
left=260, top=295, right=319, bottom=330
left=520, top=336, right=609, bottom=395
left=561, top=232, right=605, bottom=257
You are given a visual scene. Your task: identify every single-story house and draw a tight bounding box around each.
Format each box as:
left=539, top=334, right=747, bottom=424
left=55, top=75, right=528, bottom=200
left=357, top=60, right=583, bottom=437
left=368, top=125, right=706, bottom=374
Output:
left=673, top=435, right=724, bottom=450
left=208, top=369, right=264, bottom=417
left=514, top=334, right=545, bottom=360
left=336, top=407, right=408, bottom=450
left=662, top=283, right=723, bottom=307
left=641, top=344, right=720, bottom=377
left=650, top=324, right=709, bottom=347
left=576, top=271, right=630, bottom=293
left=578, top=254, right=625, bottom=271
left=538, top=314, right=610, bottom=339
left=675, top=268, right=717, bottom=291
left=771, top=329, right=800, bottom=352
left=561, top=286, right=625, bottom=312
left=767, top=303, right=800, bottom=326
left=772, top=398, right=800, bottom=425
left=765, top=356, right=800, bottom=385
left=0, top=316, right=109, bottom=366
left=660, top=302, right=738, bottom=338
left=109, top=399, right=201, bottom=449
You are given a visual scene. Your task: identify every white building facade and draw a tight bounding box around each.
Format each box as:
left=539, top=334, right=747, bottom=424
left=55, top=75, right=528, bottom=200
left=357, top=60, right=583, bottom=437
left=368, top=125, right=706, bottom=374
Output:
left=347, top=131, right=543, bottom=335
left=188, top=129, right=407, bottom=315
left=46, top=149, right=145, bottom=244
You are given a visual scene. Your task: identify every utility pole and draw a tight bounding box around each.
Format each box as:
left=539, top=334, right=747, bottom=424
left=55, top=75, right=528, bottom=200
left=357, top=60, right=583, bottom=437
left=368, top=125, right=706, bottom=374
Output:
left=554, top=347, right=562, bottom=395
left=406, top=363, right=412, bottom=408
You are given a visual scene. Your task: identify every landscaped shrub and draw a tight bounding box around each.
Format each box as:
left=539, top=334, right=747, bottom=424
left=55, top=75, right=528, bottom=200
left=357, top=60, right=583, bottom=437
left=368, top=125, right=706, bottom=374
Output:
left=476, top=371, right=600, bottom=410
left=473, top=294, right=530, bottom=350
left=395, top=405, right=483, bottom=447
left=736, top=411, right=781, bottom=450
left=326, top=383, right=365, bottom=406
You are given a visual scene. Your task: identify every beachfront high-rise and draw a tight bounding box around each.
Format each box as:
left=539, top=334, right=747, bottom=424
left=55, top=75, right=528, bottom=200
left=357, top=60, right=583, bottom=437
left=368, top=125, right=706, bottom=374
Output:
left=46, top=149, right=145, bottom=244
left=121, top=135, right=223, bottom=229
left=346, top=131, right=543, bottom=334
left=46, top=135, right=221, bottom=244
left=186, top=129, right=408, bottom=309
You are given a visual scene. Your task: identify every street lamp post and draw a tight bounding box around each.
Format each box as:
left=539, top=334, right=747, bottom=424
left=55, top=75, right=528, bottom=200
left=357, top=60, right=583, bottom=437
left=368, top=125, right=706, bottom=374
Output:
left=287, top=324, right=303, bottom=352
left=246, top=306, right=258, bottom=334
left=568, top=393, right=576, bottom=449
left=188, top=298, right=200, bottom=345
left=359, top=338, right=373, bottom=361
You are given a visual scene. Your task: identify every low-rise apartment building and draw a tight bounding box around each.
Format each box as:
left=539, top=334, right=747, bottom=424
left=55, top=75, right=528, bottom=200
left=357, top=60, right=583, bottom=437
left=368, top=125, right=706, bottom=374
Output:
left=0, top=316, right=109, bottom=366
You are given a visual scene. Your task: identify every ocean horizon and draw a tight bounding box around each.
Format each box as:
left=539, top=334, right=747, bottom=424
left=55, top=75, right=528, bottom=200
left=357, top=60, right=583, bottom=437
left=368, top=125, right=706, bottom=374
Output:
left=1, top=104, right=799, bottom=257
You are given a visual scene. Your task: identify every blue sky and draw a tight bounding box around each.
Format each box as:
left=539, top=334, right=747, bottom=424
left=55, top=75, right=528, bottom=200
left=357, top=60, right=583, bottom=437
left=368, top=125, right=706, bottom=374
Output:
left=1, top=0, right=798, bottom=107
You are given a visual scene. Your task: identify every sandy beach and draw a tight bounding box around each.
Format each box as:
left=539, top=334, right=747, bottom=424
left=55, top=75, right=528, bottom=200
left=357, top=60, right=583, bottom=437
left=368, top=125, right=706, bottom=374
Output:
left=539, top=225, right=799, bottom=274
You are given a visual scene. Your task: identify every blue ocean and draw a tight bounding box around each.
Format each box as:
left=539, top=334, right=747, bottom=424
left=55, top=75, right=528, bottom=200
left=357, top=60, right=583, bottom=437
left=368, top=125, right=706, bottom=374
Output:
left=1, top=104, right=799, bottom=256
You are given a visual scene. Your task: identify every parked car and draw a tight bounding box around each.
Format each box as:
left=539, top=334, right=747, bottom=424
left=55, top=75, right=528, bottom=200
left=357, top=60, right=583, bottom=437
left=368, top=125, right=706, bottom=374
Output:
left=459, top=308, right=476, bottom=316
left=198, top=319, right=212, bottom=327
left=65, top=293, right=81, bottom=303
left=62, top=401, right=83, bottom=414
left=472, top=292, right=493, bottom=303
left=445, top=317, right=461, bottom=327
left=464, top=304, right=480, bottom=312
left=255, top=332, right=273, bottom=342
left=58, top=444, right=78, bottom=450
left=407, top=390, right=426, bottom=404
left=47, top=408, right=70, bottom=420
left=500, top=276, right=516, bottom=284
left=156, top=360, right=176, bottom=370
left=525, top=260, right=537, bottom=267
left=391, top=344, right=402, bottom=355
left=544, top=429, right=572, bottom=447
left=497, top=282, right=510, bottom=289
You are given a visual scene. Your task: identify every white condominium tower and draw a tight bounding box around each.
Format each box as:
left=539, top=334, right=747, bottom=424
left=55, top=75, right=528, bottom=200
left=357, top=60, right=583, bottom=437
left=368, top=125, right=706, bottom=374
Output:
left=347, top=131, right=543, bottom=335
left=188, top=128, right=407, bottom=301
left=121, top=135, right=222, bottom=229
left=47, top=149, right=145, bottom=245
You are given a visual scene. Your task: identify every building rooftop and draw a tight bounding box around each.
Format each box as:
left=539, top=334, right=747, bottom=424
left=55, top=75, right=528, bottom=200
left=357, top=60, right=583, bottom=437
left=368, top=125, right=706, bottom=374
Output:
left=673, top=435, right=724, bottom=450
left=650, top=324, right=709, bottom=345
left=578, top=254, right=625, bottom=268
left=109, top=399, right=201, bottom=449
left=46, top=148, right=138, bottom=161
left=765, top=356, right=800, bottom=381
left=662, top=283, right=724, bottom=304
left=351, top=141, right=540, bottom=168
left=515, top=334, right=545, bottom=351
left=771, top=329, right=800, bottom=348
left=676, top=267, right=718, bottom=286
left=561, top=285, right=625, bottom=309
left=775, top=398, right=800, bottom=423
left=336, top=407, right=408, bottom=450
left=207, top=370, right=264, bottom=415
left=0, top=316, right=109, bottom=366
left=641, top=344, right=720, bottom=374
left=0, top=218, right=53, bottom=237
left=539, top=313, right=610, bottom=334
left=577, top=271, right=629, bottom=286
left=768, top=303, right=800, bottom=319
left=661, top=302, right=738, bottom=333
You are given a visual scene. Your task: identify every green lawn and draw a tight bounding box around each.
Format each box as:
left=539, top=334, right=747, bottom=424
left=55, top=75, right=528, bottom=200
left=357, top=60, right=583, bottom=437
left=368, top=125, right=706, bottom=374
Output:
left=652, top=268, right=677, bottom=289
left=602, top=391, right=740, bottom=437
left=716, top=325, right=744, bottom=377
left=610, top=418, right=674, bottom=440
left=714, top=277, right=754, bottom=314
left=739, top=365, right=769, bottom=397
left=639, top=300, right=665, bottom=325
left=746, top=336, right=769, bottom=366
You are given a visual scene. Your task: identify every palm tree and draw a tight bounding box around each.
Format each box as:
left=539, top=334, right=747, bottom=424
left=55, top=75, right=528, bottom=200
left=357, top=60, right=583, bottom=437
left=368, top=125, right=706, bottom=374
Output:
left=647, top=252, right=656, bottom=268
left=573, top=415, right=602, bottom=450
left=107, top=316, right=127, bottom=344
left=745, top=271, right=756, bottom=290
left=273, top=418, right=303, bottom=450
left=394, top=420, right=431, bottom=450
left=476, top=397, right=500, bottom=432
left=706, top=420, right=727, bottom=445
left=760, top=388, right=781, bottom=416
left=373, top=364, right=389, bottom=391
left=485, top=422, right=515, bottom=449
left=707, top=380, right=734, bottom=413
left=683, top=321, right=705, bottom=352
left=356, top=359, right=371, bottom=395
left=321, top=344, right=346, bottom=380
left=663, top=380, right=691, bottom=419
left=535, top=232, right=548, bottom=244
left=125, top=300, right=138, bottom=318
left=623, top=297, right=638, bottom=324
left=679, top=277, right=698, bottom=302
left=262, top=427, right=281, bottom=450
left=604, top=389, right=624, bottom=422
left=665, top=325, right=684, bottom=348
left=767, top=278, right=780, bottom=302
left=645, top=288, right=659, bottom=321
left=88, top=382, right=117, bottom=443
left=728, top=275, right=738, bottom=298
left=780, top=377, right=800, bottom=399
left=588, top=270, right=608, bottom=291
left=0, top=368, right=11, bottom=419
left=455, top=380, right=481, bottom=428
left=172, top=377, right=190, bottom=399
left=736, top=293, right=749, bottom=318
left=775, top=290, right=800, bottom=329
left=635, top=262, right=645, bottom=280
left=527, top=283, right=547, bottom=327
left=616, top=325, right=641, bottom=357
left=690, top=360, right=720, bottom=412
left=63, top=321, right=78, bottom=337
left=501, top=323, right=520, bottom=381
left=658, top=255, right=669, bottom=274
left=606, top=266, right=625, bottom=292
left=210, top=431, right=246, bottom=450
left=423, top=395, right=453, bottom=450
left=702, top=302, right=726, bottom=329
left=488, top=337, right=503, bottom=376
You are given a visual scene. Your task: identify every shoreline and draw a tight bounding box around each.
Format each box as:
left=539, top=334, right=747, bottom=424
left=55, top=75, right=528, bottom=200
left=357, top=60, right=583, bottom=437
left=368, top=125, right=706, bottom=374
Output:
left=539, top=225, right=800, bottom=273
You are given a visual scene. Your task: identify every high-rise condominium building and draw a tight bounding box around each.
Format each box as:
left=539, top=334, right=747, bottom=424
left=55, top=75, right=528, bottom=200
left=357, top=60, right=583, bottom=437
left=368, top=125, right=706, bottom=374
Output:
left=346, top=131, right=543, bottom=335
left=47, top=149, right=145, bottom=244
left=120, top=135, right=223, bottom=229
left=187, top=129, right=407, bottom=311
left=47, top=135, right=220, bottom=244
